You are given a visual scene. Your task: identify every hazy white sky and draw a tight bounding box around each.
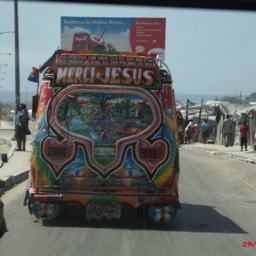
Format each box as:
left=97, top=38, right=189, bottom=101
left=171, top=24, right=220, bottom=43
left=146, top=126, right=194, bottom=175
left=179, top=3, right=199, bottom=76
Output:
left=0, top=0, right=255, bottom=101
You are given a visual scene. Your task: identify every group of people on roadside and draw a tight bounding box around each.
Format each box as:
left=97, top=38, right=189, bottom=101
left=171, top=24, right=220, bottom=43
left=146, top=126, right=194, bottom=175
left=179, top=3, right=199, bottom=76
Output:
left=184, top=114, right=249, bottom=151
left=222, top=114, right=249, bottom=151
left=183, top=118, right=211, bottom=144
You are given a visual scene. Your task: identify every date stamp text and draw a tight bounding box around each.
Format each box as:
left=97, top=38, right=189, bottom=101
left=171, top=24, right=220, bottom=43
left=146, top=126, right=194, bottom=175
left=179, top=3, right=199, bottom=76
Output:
left=242, top=241, right=256, bottom=247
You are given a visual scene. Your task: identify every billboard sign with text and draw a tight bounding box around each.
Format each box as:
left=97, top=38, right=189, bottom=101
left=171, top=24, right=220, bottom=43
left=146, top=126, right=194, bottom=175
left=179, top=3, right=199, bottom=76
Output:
left=61, top=17, right=166, bottom=60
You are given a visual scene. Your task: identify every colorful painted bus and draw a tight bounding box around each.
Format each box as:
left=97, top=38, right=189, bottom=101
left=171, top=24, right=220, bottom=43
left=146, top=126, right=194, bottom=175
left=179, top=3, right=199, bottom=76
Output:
left=24, top=50, right=180, bottom=224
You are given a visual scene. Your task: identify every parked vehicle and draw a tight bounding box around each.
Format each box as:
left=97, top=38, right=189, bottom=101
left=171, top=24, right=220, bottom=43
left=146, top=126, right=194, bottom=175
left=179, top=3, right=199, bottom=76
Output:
left=24, top=50, right=180, bottom=224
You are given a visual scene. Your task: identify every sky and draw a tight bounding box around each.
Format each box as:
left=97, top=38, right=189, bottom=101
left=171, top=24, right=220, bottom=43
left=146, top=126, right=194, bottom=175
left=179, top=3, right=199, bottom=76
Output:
left=0, top=0, right=256, bottom=102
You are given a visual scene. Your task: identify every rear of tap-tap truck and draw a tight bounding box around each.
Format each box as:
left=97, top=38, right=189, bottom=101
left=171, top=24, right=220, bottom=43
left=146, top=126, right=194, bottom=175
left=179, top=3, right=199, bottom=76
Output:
left=24, top=50, right=180, bottom=224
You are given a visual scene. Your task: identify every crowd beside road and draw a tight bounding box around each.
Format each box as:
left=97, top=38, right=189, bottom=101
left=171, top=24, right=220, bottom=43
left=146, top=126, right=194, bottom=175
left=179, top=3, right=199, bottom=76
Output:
left=184, top=114, right=253, bottom=152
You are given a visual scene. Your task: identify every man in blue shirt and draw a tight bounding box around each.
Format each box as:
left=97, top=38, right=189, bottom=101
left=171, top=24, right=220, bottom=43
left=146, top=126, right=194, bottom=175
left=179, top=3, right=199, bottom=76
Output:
left=201, top=119, right=210, bottom=144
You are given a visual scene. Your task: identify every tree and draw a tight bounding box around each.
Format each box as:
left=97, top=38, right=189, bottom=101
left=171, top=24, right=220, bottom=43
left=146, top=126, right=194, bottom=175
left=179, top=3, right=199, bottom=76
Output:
left=244, top=92, right=256, bottom=103
left=219, top=96, right=240, bottom=104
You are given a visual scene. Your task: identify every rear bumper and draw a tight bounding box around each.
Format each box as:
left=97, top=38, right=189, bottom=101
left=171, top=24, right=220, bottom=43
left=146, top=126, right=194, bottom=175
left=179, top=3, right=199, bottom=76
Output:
left=28, top=188, right=180, bottom=208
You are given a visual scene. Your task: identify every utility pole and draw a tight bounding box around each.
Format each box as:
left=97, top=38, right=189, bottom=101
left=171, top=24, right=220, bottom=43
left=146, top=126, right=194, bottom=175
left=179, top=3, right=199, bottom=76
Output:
left=0, top=86, right=2, bottom=127
left=185, top=99, right=189, bottom=126
left=198, top=98, right=204, bottom=126
left=14, top=0, right=20, bottom=109
left=194, top=98, right=203, bottom=142
left=185, top=99, right=194, bottom=126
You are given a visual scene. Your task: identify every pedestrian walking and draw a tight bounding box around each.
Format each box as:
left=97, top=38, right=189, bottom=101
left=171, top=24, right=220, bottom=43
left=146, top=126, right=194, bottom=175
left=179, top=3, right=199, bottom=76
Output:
left=240, top=120, right=249, bottom=151
left=201, top=119, right=210, bottom=144
left=14, top=103, right=31, bottom=151
left=222, top=114, right=233, bottom=147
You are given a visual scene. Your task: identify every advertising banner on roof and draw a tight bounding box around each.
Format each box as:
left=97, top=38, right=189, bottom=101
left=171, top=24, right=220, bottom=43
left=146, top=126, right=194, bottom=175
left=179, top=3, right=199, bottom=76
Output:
left=60, top=17, right=166, bottom=60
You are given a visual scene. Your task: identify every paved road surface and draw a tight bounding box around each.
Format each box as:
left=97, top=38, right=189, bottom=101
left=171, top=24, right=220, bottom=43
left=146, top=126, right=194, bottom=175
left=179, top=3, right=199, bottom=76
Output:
left=1, top=147, right=256, bottom=256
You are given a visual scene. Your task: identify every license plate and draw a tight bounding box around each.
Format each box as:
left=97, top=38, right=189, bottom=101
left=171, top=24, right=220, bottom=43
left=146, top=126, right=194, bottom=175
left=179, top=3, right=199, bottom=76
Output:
left=94, top=147, right=115, bottom=157
left=86, top=202, right=122, bottom=220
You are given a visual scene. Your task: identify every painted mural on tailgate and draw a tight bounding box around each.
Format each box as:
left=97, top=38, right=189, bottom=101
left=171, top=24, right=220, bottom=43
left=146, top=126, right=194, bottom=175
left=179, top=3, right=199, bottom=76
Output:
left=26, top=50, right=180, bottom=223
